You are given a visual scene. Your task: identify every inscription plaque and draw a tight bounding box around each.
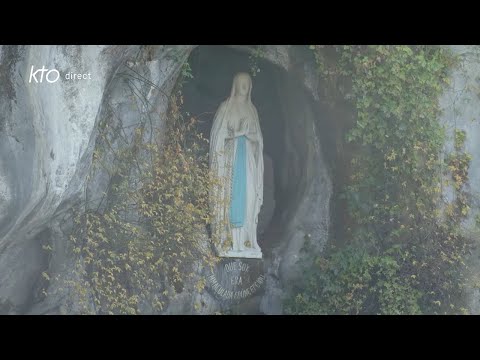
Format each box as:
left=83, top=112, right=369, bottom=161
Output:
left=206, top=258, right=265, bottom=303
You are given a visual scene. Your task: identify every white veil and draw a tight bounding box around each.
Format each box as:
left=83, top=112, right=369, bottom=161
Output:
left=209, top=73, right=264, bottom=246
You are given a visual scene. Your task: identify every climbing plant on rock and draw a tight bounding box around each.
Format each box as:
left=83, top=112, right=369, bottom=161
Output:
left=45, top=69, right=219, bottom=315
left=287, top=45, right=472, bottom=315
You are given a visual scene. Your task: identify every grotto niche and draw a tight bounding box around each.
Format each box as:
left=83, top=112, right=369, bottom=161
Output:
left=182, top=46, right=283, bottom=248
left=0, top=45, right=335, bottom=315
left=181, top=45, right=334, bottom=313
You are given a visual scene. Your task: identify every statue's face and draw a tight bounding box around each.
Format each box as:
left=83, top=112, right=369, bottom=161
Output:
left=235, top=75, right=250, bottom=97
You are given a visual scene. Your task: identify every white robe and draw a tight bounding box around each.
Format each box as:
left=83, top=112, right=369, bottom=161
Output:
left=209, top=81, right=263, bottom=259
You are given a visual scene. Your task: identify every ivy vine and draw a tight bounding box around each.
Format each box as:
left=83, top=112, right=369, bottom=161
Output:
left=286, top=45, right=472, bottom=315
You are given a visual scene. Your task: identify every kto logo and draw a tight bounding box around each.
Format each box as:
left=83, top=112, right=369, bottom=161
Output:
left=29, top=66, right=60, bottom=83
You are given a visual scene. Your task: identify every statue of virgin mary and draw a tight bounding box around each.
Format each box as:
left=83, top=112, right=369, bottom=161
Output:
left=209, top=72, right=264, bottom=259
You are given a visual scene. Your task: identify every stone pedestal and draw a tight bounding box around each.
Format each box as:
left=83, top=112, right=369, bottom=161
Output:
left=205, top=258, right=265, bottom=305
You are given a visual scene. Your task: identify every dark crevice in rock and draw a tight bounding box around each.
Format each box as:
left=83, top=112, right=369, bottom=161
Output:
left=182, top=45, right=336, bottom=314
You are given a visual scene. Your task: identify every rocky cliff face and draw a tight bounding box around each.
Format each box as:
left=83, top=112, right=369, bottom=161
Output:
left=438, top=46, right=480, bottom=313
left=0, top=45, right=139, bottom=312
left=0, top=45, right=335, bottom=314
left=6, top=45, right=478, bottom=315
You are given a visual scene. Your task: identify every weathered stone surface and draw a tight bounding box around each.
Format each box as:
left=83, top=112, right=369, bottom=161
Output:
left=1, top=45, right=333, bottom=314
left=0, top=45, right=144, bottom=312
left=257, top=153, right=275, bottom=236
left=205, top=258, right=266, bottom=305
left=438, top=45, right=480, bottom=313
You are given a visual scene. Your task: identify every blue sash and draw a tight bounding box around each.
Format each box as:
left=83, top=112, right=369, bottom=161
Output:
left=230, top=135, right=247, bottom=227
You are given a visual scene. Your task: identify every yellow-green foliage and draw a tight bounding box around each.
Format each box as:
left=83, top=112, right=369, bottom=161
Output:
left=287, top=45, right=472, bottom=315
left=52, top=88, right=219, bottom=314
